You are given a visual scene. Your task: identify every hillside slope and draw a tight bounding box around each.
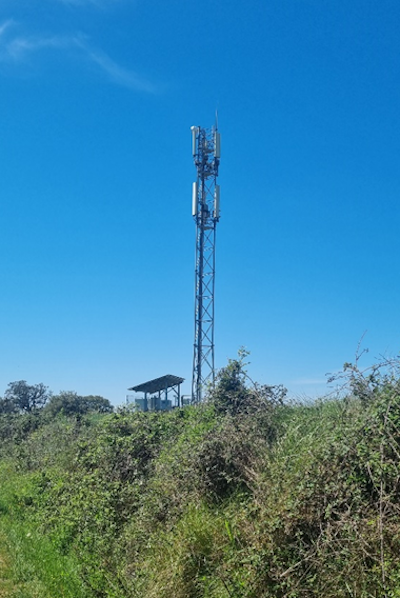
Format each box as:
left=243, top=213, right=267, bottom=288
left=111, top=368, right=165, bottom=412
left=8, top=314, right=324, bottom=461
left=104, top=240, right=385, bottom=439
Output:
left=0, top=357, right=400, bottom=597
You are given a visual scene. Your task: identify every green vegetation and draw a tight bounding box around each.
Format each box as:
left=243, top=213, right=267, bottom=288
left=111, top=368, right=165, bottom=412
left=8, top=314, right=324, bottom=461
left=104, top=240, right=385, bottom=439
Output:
left=1, top=355, right=400, bottom=596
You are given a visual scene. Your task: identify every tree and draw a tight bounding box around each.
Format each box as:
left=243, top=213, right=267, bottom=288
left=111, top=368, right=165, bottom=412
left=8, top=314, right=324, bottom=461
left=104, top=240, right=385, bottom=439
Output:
left=4, top=381, right=49, bottom=413
left=0, top=397, right=17, bottom=415
left=45, top=391, right=113, bottom=417
left=81, top=395, right=113, bottom=414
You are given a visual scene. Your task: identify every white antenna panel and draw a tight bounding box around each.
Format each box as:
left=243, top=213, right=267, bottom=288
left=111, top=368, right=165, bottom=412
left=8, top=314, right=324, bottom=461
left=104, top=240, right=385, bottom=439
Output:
left=214, top=185, right=220, bottom=219
left=192, top=182, right=198, bottom=216
left=191, top=126, right=198, bottom=156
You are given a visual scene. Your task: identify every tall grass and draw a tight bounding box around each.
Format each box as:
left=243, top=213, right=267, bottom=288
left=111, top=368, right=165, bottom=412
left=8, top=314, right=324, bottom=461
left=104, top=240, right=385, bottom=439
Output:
left=0, top=462, right=91, bottom=598
left=1, top=359, right=400, bottom=596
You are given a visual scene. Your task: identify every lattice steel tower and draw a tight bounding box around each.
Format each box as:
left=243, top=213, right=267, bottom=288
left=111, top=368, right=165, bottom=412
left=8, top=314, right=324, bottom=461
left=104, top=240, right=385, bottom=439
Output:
left=191, top=122, right=221, bottom=402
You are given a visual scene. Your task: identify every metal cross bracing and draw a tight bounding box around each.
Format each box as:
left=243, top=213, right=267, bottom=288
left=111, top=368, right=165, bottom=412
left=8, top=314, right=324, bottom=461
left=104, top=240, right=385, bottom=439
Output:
left=191, top=123, right=221, bottom=403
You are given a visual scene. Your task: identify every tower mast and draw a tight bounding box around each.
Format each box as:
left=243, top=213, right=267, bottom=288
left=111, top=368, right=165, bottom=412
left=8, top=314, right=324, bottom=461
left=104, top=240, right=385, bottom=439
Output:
left=191, top=122, right=221, bottom=402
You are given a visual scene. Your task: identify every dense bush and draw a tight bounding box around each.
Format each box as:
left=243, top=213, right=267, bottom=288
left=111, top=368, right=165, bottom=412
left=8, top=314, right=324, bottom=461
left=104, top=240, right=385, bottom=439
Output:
left=1, top=357, right=400, bottom=596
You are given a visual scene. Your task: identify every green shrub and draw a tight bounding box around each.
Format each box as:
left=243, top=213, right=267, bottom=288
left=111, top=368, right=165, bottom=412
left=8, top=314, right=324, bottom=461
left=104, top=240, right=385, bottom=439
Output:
left=2, top=357, right=400, bottom=596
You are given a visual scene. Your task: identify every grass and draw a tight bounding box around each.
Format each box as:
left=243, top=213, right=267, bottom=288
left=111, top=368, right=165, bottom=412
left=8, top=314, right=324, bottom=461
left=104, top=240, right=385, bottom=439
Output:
left=1, top=358, right=400, bottom=596
left=0, top=462, right=91, bottom=598
left=0, top=536, right=13, bottom=598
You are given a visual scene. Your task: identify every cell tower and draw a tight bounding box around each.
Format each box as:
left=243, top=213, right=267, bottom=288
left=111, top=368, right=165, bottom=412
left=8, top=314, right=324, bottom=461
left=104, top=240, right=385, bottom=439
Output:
left=191, top=121, right=221, bottom=402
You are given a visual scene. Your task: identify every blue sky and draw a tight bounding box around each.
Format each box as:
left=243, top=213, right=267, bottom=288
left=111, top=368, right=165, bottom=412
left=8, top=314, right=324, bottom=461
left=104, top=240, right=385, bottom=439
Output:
left=0, top=0, right=399, bottom=404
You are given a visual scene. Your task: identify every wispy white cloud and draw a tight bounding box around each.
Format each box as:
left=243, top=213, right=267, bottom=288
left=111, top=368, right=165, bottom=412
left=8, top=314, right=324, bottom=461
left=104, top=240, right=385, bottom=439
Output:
left=0, top=25, right=79, bottom=63
left=76, top=39, right=156, bottom=92
left=0, top=21, right=156, bottom=93
left=0, top=19, right=14, bottom=38
left=4, top=33, right=76, bottom=61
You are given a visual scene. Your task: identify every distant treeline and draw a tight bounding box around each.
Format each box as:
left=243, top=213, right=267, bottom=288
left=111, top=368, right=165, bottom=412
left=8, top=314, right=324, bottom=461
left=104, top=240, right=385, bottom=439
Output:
left=0, top=380, right=113, bottom=417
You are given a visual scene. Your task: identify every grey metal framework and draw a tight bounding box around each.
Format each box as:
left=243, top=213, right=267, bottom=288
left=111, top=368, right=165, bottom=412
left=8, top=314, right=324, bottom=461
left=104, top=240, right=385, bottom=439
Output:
left=191, top=122, right=221, bottom=403
left=128, top=374, right=184, bottom=411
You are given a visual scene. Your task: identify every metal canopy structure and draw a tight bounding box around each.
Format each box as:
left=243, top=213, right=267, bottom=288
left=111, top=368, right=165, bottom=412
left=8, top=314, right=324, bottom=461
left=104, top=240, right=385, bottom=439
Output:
left=128, top=374, right=184, bottom=411
left=191, top=121, right=221, bottom=403
left=129, top=375, right=184, bottom=394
